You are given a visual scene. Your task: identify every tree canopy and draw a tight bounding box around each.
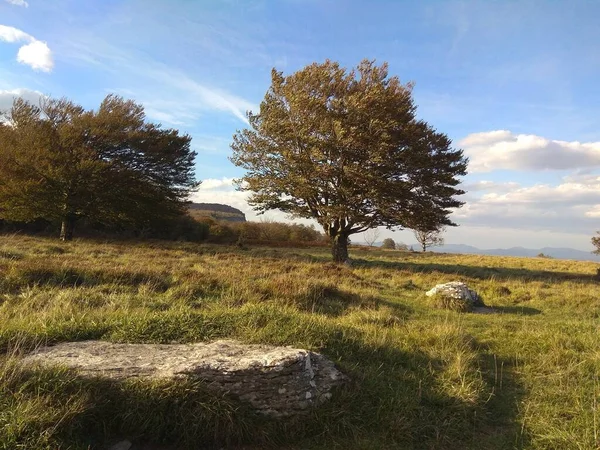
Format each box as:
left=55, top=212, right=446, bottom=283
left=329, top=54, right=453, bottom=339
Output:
left=231, top=59, right=467, bottom=262
left=0, top=95, right=198, bottom=240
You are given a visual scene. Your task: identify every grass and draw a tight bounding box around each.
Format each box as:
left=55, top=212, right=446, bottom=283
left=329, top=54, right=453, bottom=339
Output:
left=1, top=234, right=600, bottom=449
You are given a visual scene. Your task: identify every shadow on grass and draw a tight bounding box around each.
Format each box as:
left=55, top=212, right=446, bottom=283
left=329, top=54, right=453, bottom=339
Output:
left=490, top=306, right=542, bottom=316
left=353, top=258, right=597, bottom=285
left=291, top=284, right=413, bottom=319
left=2, top=265, right=172, bottom=293
left=476, top=351, right=531, bottom=449
left=1, top=332, right=531, bottom=450
left=0, top=366, right=268, bottom=450
left=214, top=245, right=596, bottom=287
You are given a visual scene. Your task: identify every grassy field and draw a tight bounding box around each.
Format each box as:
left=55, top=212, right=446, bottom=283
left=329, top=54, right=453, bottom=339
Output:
left=1, top=234, right=600, bottom=449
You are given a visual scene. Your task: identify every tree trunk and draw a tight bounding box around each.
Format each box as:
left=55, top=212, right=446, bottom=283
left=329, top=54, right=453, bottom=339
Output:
left=60, top=215, right=75, bottom=241
left=421, top=243, right=426, bottom=252
left=331, top=233, right=349, bottom=263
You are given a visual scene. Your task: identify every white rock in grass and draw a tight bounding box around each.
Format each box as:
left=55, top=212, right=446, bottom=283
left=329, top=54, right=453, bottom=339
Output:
left=426, top=282, right=484, bottom=307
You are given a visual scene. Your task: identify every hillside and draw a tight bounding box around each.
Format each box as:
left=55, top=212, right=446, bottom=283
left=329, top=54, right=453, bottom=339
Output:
left=188, top=202, right=246, bottom=222
left=1, top=235, right=599, bottom=449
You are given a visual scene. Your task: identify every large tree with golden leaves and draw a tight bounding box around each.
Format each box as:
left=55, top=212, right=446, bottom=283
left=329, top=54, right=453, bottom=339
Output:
left=231, top=60, right=467, bottom=262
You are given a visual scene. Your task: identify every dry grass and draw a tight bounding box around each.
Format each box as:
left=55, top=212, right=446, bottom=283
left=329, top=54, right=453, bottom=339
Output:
left=1, top=234, right=600, bottom=449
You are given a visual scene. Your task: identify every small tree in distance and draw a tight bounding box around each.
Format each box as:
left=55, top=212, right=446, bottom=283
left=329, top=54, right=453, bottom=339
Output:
left=396, top=241, right=409, bottom=251
left=414, top=227, right=445, bottom=252
left=230, top=59, right=467, bottom=263
left=382, top=238, right=396, bottom=249
left=364, top=228, right=381, bottom=247
left=592, top=232, right=600, bottom=254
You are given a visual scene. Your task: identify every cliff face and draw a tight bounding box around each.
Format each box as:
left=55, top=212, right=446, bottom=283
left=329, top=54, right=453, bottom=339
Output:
left=188, top=203, right=246, bottom=222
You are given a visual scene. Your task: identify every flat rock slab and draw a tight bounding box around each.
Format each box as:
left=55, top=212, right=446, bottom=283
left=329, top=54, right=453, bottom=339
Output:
left=23, top=340, right=346, bottom=417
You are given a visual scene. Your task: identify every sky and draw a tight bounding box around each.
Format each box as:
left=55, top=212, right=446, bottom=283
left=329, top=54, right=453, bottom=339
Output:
left=1, top=0, right=600, bottom=250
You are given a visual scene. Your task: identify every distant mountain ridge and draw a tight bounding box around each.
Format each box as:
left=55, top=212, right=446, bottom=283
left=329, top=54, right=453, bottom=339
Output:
left=416, top=243, right=600, bottom=262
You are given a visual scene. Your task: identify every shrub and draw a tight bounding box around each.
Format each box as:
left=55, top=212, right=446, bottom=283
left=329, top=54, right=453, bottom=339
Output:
left=381, top=238, right=396, bottom=249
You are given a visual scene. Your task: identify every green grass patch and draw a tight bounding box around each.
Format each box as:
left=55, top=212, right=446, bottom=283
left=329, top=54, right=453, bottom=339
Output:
left=1, top=234, right=600, bottom=449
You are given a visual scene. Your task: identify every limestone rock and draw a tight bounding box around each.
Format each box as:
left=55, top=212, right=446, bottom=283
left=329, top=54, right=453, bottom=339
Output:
left=425, top=281, right=484, bottom=311
left=22, top=340, right=346, bottom=417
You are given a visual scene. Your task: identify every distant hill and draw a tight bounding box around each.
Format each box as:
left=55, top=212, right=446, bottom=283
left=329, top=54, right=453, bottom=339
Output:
left=188, top=203, right=246, bottom=222
left=413, top=243, right=600, bottom=262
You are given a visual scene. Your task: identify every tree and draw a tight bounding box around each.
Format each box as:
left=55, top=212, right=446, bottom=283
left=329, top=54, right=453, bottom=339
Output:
left=0, top=95, right=198, bottom=240
left=382, top=238, right=396, bottom=249
left=230, top=60, right=467, bottom=263
left=592, top=232, right=600, bottom=254
left=396, top=241, right=409, bottom=251
left=414, top=227, right=444, bottom=252
left=363, top=228, right=381, bottom=247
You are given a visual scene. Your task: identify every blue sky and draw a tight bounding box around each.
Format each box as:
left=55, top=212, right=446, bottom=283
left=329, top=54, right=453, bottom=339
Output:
left=2, top=0, right=600, bottom=250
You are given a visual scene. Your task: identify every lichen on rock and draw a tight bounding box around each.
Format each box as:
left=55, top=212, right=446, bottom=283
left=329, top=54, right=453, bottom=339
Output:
left=22, top=340, right=347, bottom=418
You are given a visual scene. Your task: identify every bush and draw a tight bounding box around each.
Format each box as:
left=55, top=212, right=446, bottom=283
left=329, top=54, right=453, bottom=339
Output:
left=195, top=219, right=324, bottom=246
left=382, top=238, right=396, bottom=249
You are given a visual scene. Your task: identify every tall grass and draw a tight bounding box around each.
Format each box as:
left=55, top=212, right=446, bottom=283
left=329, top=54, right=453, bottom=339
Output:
left=1, top=234, right=599, bottom=449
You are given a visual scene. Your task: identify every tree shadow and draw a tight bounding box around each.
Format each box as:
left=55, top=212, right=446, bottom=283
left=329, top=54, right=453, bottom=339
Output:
left=311, top=334, right=531, bottom=449
left=3, top=266, right=172, bottom=293
left=352, top=258, right=597, bottom=285
left=475, top=350, right=531, bottom=449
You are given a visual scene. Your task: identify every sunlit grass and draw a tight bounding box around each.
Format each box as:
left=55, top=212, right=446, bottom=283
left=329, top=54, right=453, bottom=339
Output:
left=1, top=234, right=599, bottom=449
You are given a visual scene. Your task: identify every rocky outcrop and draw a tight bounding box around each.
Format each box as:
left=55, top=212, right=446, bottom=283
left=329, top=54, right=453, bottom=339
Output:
left=23, top=340, right=346, bottom=417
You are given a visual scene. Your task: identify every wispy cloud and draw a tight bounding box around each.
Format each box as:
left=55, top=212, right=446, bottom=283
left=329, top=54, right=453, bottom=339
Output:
left=0, top=25, right=53, bottom=72
left=58, top=35, right=256, bottom=124
left=4, top=0, right=28, bottom=7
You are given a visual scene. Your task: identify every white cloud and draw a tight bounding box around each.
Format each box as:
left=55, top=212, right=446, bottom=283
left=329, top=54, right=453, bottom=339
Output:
left=16, top=41, right=53, bottom=72
left=0, top=88, right=45, bottom=113
left=199, top=177, right=237, bottom=190
left=4, top=0, right=28, bottom=6
left=461, top=130, right=600, bottom=172
left=0, top=25, right=54, bottom=72
left=461, top=180, right=520, bottom=193
left=453, top=177, right=600, bottom=234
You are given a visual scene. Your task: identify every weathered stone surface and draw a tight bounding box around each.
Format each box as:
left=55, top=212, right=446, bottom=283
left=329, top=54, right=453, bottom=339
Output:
left=23, top=340, right=346, bottom=417
left=426, top=281, right=485, bottom=311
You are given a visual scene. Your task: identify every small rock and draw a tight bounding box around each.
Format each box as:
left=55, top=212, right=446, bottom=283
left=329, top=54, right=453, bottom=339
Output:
left=109, top=440, right=132, bottom=450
